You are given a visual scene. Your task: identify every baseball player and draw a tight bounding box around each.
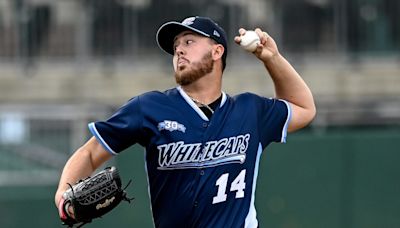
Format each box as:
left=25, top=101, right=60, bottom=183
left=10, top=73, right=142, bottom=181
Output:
left=55, top=16, right=316, bottom=228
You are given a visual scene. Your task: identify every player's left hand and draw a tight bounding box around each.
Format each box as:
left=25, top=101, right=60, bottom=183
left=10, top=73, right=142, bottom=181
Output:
left=59, top=167, right=133, bottom=227
left=234, top=28, right=279, bottom=63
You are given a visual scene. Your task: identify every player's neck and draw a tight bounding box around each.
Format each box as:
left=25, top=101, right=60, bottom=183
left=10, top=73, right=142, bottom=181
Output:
left=181, top=74, right=222, bottom=105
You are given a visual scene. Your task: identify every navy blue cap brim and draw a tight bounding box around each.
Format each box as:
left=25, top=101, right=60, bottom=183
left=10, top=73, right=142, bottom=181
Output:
left=156, top=22, right=211, bottom=55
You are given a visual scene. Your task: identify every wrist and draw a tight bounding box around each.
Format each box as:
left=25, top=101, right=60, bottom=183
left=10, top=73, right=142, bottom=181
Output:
left=263, top=52, right=282, bottom=67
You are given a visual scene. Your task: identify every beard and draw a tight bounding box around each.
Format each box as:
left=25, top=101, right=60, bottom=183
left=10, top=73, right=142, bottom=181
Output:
left=174, top=52, right=214, bottom=86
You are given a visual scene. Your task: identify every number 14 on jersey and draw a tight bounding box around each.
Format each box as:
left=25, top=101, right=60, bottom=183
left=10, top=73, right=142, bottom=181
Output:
left=212, top=169, right=246, bottom=204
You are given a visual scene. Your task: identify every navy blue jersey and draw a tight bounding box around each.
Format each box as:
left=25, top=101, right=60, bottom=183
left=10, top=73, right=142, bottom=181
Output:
left=89, top=87, right=291, bottom=228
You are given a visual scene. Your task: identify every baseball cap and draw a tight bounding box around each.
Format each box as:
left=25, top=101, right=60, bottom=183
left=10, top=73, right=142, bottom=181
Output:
left=156, top=16, right=228, bottom=68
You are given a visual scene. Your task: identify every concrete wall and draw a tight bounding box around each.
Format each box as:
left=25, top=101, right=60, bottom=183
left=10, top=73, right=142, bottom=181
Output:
left=0, top=57, right=399, bottom=105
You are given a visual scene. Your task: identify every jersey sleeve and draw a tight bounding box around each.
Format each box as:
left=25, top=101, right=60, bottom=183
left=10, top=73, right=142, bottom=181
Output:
left=257, top=97, right=291, bottom=147
left=88, top=96, right=144, bottom=155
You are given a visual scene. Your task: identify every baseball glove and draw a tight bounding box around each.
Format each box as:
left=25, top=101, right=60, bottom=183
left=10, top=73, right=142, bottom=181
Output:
left=58, top=166, right=132, bottom=227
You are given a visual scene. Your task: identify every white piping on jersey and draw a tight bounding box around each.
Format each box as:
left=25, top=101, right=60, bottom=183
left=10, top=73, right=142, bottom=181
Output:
left=88, top=122, right=118, bottom=155
left=220, top=91, right=227, bottom=107
left=177, top=86, right=227, bottom=121
left=244, top=143, right=262, bottom=228
left=279, top=99, right=292, bottom=143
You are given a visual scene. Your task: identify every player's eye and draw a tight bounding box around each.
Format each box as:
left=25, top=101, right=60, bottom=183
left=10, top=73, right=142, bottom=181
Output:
left=173, top=38, right=194, bottom=53
left=186, top=40, right=194, bottom=45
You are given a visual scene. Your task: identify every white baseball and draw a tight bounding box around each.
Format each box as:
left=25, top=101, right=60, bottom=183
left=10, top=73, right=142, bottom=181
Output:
left=239, top=30, right=260, bottom=52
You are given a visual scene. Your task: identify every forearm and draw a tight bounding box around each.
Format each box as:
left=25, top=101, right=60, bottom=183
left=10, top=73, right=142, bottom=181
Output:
left=54, top=137, right=111, bottom=206
left=263, top=53, right=316, bottom=132
left=54, top=148, right=97, bottom=206
left=264, top=54, right=315, bottom=111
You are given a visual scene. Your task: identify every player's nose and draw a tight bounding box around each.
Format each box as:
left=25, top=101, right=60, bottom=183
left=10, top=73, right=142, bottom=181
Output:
left=174, top=45, right=185, bottom=57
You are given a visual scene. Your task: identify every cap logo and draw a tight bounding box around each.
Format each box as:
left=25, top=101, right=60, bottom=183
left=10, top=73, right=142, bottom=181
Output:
left=213, top=30, right=220, bottom=37
left=182, top=17, right=196, bottom=26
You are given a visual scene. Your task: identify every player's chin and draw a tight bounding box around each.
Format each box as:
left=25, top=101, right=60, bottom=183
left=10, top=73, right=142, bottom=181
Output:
left=174, top=68, right=187, bottom=80
left=175, top=72, right=195, bottom=86
left=175, top=75, right=191, bottom=86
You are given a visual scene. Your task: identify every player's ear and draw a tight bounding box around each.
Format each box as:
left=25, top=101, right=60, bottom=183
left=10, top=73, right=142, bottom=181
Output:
left=212, top=44, right=224, bottom=61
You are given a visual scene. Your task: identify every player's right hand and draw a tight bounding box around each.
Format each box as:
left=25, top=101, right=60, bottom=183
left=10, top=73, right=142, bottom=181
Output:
left=58, top=197, right=76, bottom=220
left=234, top=28, right=280, bottom=63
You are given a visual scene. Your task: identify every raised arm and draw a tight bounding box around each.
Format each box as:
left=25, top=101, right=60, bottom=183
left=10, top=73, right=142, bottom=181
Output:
left=235, top=28, right=316, bottom=132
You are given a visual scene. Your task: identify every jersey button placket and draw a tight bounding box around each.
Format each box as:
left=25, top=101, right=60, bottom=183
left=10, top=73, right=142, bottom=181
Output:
left=198, top=147, right=206, bottom=165
left=194, top=201, right=198, bottom=207
left=202, top=122, right=208, bottom=128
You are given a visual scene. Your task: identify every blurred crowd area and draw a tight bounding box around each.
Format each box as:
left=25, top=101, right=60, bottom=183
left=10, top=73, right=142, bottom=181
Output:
left=0, top=0, right=399, bottom=60
left=0, top=0, right=399, bottom=186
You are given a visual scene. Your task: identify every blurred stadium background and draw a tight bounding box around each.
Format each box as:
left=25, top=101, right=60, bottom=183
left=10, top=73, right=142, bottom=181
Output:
left=0, top=0, right=399, bottom=227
